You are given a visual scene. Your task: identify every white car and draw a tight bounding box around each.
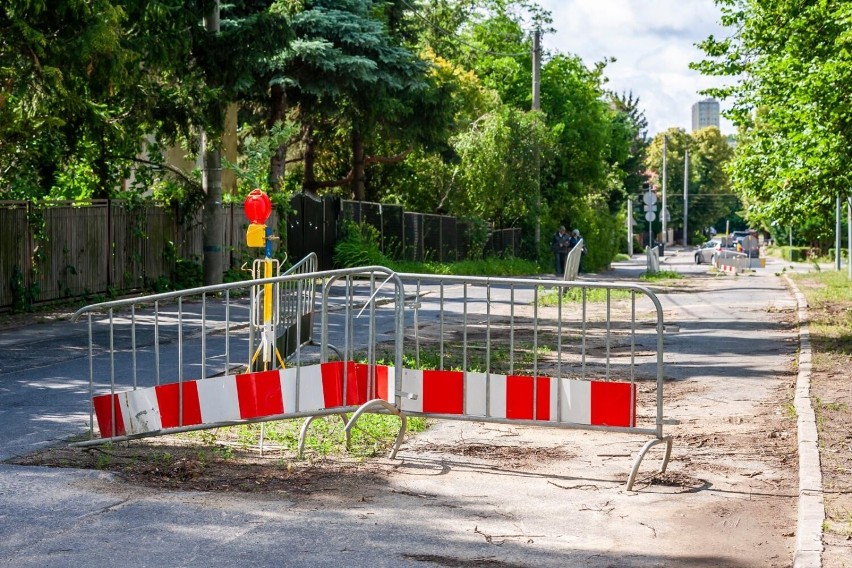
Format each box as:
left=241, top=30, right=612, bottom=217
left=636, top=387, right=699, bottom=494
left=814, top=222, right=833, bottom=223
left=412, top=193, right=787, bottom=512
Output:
left=694, top=239, right=726, bottom=264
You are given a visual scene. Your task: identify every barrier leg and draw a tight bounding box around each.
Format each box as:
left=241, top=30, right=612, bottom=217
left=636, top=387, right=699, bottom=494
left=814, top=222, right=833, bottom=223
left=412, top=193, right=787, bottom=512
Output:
left=297, top=413, right=350, bottom=458
left=344, top=399, right=408, bottom=460
left=626, top=436, right=673, bottom=491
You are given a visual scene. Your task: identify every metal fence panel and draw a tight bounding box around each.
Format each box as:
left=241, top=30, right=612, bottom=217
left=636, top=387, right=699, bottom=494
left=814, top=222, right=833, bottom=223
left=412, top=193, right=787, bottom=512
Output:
left=381, top=204, right=404, bottom=259
left=440, top=216, right=457, bottom=262
left=70, top=268, right=670, bottom=491
left=423, top=214, right=443, bottom=262
left=289, top=194, right=336, bottom=271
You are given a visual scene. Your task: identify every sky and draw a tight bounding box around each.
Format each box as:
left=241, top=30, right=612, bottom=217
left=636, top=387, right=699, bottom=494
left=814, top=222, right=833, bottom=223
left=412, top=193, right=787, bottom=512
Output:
left=537, top=0, right=734, bottom=136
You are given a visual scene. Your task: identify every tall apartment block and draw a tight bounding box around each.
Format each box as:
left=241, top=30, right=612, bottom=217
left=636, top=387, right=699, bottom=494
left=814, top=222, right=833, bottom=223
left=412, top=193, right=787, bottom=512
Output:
left=691, top=98, right=720, bottom=131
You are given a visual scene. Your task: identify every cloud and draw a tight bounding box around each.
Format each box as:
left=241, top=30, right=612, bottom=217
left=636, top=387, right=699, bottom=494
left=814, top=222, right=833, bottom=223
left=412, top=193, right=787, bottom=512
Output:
left=537, top=0, right=734, bottom=135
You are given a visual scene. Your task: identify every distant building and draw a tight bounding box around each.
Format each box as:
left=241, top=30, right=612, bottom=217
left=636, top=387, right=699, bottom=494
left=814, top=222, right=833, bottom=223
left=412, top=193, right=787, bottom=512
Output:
left=691, top=98, right=720, bottom=131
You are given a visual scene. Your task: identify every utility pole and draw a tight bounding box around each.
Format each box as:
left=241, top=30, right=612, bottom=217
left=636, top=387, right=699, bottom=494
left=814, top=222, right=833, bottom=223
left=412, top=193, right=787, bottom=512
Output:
left=532, top=28, right=541, bottom=250
left=627, top=200, right=634, bottom=256
left=847, top=197, right=851, bottom=280
left=683, top=149, right=689, bottom=247
left=203, top=1, right=224, bottom=285
left=661, top=134, right=668, bottom=245
left=836, top=196, right=842, bottom=271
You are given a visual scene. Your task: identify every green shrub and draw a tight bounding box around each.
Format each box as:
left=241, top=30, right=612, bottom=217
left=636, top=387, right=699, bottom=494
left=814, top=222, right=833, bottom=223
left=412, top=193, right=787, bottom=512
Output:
left=333, top=221, right=392, bottom=268
left=640, top=270, right=682, bottom=281
left=173, top=258, right=203, bottom=289
left=779, top=246, right=810, bottom=262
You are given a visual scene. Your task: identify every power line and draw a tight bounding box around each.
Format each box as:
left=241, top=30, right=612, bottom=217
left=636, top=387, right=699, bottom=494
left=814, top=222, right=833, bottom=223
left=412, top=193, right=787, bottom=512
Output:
left=399, top=0, right=529, bottom=58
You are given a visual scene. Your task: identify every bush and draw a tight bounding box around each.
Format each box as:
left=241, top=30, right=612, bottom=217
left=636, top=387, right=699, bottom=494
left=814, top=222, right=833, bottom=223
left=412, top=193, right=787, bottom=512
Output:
left=333, top=222, right=392, bottom=268
left=826, top=248, right=848, bottom=261
left=779, top=246, right=810, bottom=262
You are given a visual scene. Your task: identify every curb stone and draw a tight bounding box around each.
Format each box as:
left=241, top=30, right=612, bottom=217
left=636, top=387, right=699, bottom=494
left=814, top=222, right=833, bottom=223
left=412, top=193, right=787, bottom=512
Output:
left=784, top=275, right=825, bottom=568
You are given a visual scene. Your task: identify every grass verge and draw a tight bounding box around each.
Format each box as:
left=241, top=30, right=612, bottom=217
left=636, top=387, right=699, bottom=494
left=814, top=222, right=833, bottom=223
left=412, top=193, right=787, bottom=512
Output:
left=789, top=271, right=852, bottom=547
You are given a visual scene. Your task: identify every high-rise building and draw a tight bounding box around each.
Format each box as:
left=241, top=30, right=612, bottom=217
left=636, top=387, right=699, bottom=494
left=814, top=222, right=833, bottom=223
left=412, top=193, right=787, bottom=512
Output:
left=691, top=98, right=720, bottom=131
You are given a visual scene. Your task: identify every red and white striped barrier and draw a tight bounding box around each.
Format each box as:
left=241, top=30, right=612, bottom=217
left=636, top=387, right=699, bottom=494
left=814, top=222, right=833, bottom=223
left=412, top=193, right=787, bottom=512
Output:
left=399, top=369, right=635, bottom=427
left=92, top=364, right=636, bottom=438
left=92, top=362, right=392, bottom=438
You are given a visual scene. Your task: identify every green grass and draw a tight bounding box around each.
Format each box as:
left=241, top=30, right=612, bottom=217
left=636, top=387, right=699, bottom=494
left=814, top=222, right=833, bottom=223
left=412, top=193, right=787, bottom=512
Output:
left=185, top=413, right=427, bottom=459
left=537, top=285, right=632, bottom=306
left=390, top=256, right=540, bottom=277
left=791, top=270, right=852, bottom=304
left=640, top=270, right=682, bottom=281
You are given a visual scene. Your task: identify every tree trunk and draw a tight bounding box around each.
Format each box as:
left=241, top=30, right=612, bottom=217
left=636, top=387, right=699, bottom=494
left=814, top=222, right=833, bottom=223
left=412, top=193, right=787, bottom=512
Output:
left=202, top=0, right=223, bottom=285
left=352, top=130, right=366, bottom=201
left=202, top=145, right=223, bottom=285
left=302, top=123, right=317, bottom=195
left=267, top=83, right=286, bottom=192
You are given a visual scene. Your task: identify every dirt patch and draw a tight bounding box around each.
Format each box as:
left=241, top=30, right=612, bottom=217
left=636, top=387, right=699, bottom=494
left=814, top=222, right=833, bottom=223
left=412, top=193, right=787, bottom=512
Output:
left=401, top=553, right=531, bottom=568
left=413, top=442, right=572, bottom=470
left=8, top=436, right=396, bottom=500
left=0, top=305, right=77, bottom=331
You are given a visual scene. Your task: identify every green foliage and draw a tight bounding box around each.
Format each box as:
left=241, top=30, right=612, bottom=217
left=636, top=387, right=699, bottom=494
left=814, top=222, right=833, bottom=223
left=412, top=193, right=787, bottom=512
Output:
left=693, top=1, right=852, bottom=232
left=216, top=414, right=426, bottom=458
left=9, top=266, right=40, bottom=313
left=640, top=270, right=682, bottom=281
left=392, top=256, right=539, bottom=277
left=538, top=286, right=632, bottom=306
left=792, top=270, right=852, bottom=305
left=173, top=258, right=203, bottom=289
left=2, top=0, right=651, bottom=275
left=224, top=122, right=299, bottom=197
left=451, top=107, right=555, bottom=233
left=149, top=258, right=202, bottom=293
left=333, top=221, right=392, bottom=268
left=779, top=246, right=810, bottom=262
left=645, top=127, right=738, bottom=240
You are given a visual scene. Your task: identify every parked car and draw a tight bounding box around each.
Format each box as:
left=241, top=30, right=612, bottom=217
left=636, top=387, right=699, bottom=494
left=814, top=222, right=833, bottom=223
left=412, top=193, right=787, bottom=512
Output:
left=694, top=239, right=727, bottom=264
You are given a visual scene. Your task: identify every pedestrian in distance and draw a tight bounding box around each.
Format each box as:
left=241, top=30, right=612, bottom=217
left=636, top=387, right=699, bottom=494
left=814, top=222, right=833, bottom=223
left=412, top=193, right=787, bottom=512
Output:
left=551, top=225, right=570, bottom=275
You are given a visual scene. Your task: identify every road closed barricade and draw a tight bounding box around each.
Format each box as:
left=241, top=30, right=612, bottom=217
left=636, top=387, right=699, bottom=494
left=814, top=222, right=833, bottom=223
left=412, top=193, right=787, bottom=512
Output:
left=390, top=273, right=671, bottom=489
left=72, top=264, right=408, bottom=447
left=72, top=267, right=671, bottom=491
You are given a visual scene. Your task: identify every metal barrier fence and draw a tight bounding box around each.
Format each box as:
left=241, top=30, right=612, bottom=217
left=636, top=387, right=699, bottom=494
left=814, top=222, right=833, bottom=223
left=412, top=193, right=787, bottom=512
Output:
left=563, top=238, right=584, bottom=281
left=714, top=249, right=749, bottom=273
left=71, top=263, right=405, bottom=439
left=395, top=273, right=671, bottom=490
left=71, top=267, right=671, bottom=491
left=646, top=246, right=660, bottom=274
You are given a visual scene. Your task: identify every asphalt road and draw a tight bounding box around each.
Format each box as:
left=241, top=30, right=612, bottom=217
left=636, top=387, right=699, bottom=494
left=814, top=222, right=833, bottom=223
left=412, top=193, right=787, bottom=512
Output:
left=0, top=251, right=807, bottom=567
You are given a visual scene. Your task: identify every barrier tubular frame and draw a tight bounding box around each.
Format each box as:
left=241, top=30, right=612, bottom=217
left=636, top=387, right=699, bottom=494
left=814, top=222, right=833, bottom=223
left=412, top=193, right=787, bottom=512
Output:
left=71, top=264, right=407, bottom=451
left=394, top=273, right=672, bottom=491
left=71, top=265, right=671, bottom=491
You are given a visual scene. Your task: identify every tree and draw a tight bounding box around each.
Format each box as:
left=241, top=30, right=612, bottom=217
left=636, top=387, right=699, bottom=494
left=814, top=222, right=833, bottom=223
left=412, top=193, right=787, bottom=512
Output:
left=693, top=0, right=852, bottom=230
left=451, top=106, right=554, bottom=228
left=646, top=127, right=737, bottom=242
left=609, top=91, right=650, bottom=203
left=0, top=0, right=222, bottom=199
left=261, top=0, right=443, bottom=200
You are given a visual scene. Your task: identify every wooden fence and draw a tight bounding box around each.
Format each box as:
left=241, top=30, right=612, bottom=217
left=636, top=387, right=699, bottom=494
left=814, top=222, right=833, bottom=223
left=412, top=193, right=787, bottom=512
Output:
left=0, top=199, right=521, bottom=311
left=0, top=200, right=271, bottom=310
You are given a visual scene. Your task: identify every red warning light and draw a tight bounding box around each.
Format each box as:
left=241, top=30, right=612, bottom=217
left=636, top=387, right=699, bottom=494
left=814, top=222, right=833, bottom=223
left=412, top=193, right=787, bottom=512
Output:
left=243, top=189, right=272, bottom=224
